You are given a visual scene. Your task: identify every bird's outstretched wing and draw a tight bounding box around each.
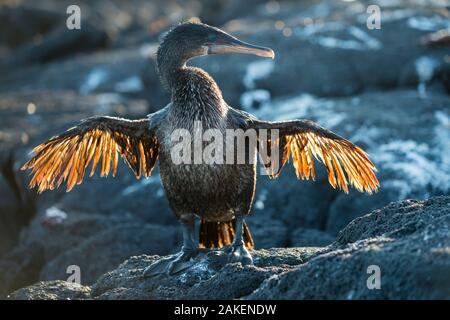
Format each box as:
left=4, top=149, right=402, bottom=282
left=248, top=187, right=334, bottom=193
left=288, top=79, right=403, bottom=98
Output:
left=21, top=116, right=159, bottom=193
left=251, top=119, right=379, bottom=194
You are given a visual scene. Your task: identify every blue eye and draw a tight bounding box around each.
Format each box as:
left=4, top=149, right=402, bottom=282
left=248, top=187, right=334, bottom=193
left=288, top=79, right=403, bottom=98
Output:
left=207, top=34, right=217, bottom=42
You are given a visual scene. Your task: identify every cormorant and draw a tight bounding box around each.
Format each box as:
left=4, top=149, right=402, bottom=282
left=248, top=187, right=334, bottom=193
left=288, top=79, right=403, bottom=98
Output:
left=21, top=21, right=379, bottom=275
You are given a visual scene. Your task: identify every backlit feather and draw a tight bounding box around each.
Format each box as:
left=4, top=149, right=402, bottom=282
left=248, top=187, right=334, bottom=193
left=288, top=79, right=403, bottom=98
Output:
left=21, top=116, right=159, bottom=193
left=255, top=119, right=379, bottom=194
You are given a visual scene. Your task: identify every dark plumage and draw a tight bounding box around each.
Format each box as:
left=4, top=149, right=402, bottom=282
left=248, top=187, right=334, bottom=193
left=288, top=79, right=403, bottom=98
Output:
left=22, top=21, right=379, bottom=275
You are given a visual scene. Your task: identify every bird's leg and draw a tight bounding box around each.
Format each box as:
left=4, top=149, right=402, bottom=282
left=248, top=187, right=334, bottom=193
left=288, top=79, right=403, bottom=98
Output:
left=144, top=215, right=198, bottom=276
left=226, top=213, right=253, bottom=265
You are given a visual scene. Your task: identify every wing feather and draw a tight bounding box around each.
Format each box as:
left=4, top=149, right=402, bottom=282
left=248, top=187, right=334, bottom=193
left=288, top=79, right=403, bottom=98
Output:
left=253, top=119, right=379, bottom=194
left=22, top=116, right=160, bottom=193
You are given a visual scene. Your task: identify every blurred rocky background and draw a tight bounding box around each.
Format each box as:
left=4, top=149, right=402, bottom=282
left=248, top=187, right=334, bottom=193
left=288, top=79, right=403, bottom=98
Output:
left=0, top=0, right=449, bottom=299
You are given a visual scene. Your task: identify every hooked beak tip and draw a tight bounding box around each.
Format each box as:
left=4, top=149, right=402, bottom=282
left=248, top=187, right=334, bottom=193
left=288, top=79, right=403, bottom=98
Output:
left=247, top=47, right=275, bottom=59
left=266, top=49, right=275, bottom=59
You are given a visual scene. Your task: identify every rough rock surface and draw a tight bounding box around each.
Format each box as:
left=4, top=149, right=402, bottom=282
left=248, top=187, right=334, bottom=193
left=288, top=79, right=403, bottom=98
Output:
left=0, top=211, right=179, bottom=296
left=250, top=196, right=450, bottom=299
left=8, top=281, right=91, bottom=300
left=7, top=196, right=450, bottom=300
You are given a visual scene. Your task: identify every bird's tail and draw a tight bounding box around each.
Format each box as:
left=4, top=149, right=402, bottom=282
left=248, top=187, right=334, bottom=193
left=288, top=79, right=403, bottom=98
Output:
left=199, top=219, right=254, bottom=249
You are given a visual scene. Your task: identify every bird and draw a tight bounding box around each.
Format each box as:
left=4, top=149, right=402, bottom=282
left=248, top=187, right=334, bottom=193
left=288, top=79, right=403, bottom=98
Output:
left=21, top=21, right=379, bottom=275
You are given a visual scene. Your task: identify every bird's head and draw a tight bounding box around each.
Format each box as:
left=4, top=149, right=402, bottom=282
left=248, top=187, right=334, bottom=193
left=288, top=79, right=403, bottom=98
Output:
left=157, top=21, right=274, bottom=68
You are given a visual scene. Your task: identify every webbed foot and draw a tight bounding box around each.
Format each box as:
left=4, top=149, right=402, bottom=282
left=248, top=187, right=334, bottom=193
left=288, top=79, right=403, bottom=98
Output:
left=143, top=248, right=198, bottom=276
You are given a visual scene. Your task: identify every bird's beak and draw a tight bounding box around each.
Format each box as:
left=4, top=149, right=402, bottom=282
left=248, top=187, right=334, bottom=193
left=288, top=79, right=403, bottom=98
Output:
left=207, top=36, right=275, bottom=59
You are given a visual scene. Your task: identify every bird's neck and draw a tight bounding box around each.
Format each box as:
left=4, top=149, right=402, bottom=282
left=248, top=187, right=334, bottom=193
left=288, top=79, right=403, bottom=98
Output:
left=156, top=49, right=185, bottom=90
left=170, top=66, right=227, bottom=122
left=158, top=53, right=226, bottom=116
left=171, top=66, right=223, bottom=103
left=156, top=44, right=227, bottom=120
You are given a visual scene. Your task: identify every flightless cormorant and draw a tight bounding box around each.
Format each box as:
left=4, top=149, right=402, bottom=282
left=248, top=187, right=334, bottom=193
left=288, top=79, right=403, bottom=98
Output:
left=22, top=21, right=379, bottom=275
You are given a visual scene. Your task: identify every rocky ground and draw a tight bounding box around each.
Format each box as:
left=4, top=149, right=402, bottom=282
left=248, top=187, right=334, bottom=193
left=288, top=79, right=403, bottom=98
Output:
left=0, top=0, right=449, bottom=299
left=7, top=196, right=450, bottom=299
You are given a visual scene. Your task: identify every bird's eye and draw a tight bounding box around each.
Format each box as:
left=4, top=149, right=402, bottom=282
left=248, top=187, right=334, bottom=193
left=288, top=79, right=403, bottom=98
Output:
left=207, top=34, right=217, bottom=42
